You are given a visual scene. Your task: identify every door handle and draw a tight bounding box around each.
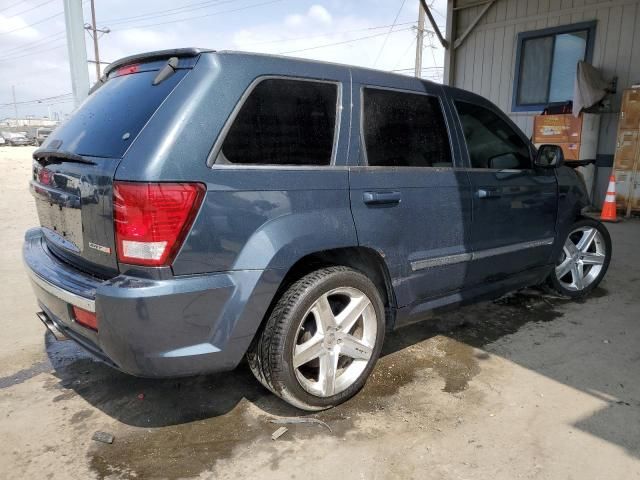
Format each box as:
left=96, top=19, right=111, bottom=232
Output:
left=363, top=191, right=402, bottom=205
left=476, top=188, right=501, bottom=199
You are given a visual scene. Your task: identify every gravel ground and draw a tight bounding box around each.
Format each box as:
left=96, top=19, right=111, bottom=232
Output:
left=1, top=146, right=639, bottom=479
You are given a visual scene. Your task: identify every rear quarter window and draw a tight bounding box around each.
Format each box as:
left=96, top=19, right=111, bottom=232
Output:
left=219, top=78, right=338, bottom=166
left=362, top=88, right=452, bottom=168
left=47, top=68, right=188, bottom=158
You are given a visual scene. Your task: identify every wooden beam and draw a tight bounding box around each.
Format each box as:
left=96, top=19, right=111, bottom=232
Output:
left=453, top=0, right=495, bottom=49
left=443, top=0, right=456, bottom=85
left=453, top=0, right=491, bottom=11
left=419, top=0, right=448, bottom=49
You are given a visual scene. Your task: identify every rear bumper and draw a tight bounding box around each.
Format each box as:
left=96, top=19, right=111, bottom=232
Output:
left=23, top=228, right=281, bottom=377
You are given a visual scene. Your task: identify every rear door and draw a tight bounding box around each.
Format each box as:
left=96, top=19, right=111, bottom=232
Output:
left=349, top=73, right=472, bottom=308
left=447, top=93, right=557, bottom=284
left=31, top=55, right=196, bottom=277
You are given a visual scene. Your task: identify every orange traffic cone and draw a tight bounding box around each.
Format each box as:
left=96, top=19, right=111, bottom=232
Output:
left=600, top=175, right=619, bottom=222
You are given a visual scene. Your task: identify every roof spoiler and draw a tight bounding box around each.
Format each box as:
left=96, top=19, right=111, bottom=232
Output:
left=103, top=48, right=213, bottom=78
left=88, top=48, right=213, bottom=95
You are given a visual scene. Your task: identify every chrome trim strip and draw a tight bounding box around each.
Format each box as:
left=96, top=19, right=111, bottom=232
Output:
left=410, top=237, right=555, bottom=272
left=411, top=252, right=472, bottom=271
left=472, top=237, right=555, bottom=260
left=26, top=268, right=96, bottom=313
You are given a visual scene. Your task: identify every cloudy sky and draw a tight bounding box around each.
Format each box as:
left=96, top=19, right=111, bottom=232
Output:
left=0, top=0, right=447, bottom=119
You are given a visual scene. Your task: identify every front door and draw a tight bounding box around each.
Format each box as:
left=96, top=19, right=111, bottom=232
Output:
left=448, top=95, right=558, bottom=285
left=348, top=73, right=473, bottom=309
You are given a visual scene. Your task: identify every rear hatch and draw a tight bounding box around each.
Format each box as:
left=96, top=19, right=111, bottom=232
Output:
left=31, top=50, right=201, bottom=277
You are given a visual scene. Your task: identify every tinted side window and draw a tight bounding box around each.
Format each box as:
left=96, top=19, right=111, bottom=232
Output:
left=221, top=79, right=337, bottom=165
left=362, top=88, right=452, bottom=167
left=455, top=102, right=531, bottom=169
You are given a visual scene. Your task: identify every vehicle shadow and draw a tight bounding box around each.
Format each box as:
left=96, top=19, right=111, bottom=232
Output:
left=45, top=333, right=299, bottom=427
left=44, top=286, right=576, bottom=429
left=43, top=272, right=640, bottom=476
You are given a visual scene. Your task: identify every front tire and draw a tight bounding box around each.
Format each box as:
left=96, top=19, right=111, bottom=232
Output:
left=546, top=218, right=611, bottom=298
left=247, top=266, right=385, bottom=411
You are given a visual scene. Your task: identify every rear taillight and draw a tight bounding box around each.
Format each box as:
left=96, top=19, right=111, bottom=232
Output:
left=113, top=182, right=205, bottom=267
left=73, top=306, right=98, bottom=331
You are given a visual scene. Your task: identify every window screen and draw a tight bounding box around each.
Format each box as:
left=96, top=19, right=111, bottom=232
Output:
left=221, top=79, right=337, bottom=165
left=515, top=24, right=592, bottom=108
left=456, top=102, right=531, bottom=170
left=362, top=88, right=451, bottom=167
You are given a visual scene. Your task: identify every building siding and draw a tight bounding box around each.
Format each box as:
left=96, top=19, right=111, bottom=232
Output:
left=452, top=0, right=640, bottom=140
left=450, top=0, right=640, bottom=204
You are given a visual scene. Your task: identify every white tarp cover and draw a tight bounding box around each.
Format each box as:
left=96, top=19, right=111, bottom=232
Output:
left=573, top=61, right=609, bottom=117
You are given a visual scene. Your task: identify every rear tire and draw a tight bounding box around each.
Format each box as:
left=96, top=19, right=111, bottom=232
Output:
left=546, top=218, right=611, bottom=298
left=247, top=266, right=385, bottom=411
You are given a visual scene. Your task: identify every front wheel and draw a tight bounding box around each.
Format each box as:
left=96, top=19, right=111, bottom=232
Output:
left=546, top=218, right=612, bottom=298
left=247, top=266, right=385, bottom=411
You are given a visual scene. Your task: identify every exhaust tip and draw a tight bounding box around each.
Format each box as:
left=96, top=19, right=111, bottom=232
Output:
left=36, top=311, right=69, bottom=341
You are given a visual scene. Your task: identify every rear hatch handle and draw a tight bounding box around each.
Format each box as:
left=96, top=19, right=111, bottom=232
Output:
left=33, top=149, right=96, bottom=166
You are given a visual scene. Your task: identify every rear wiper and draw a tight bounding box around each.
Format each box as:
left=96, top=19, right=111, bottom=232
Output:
left=152, top=56, right=179, bottom=86
left=33, top=149, right=96, bottom=165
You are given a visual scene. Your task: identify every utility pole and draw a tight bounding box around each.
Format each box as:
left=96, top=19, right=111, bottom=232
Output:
left=63, top=0, right=90, bottom=107
left=84, top=0, right=109, bottom=80
left=11, top=85, right=18, bottom=122
left=414, top=2, right=426, bottom=78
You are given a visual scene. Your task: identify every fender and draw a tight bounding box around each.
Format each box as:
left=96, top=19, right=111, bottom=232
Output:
left=552, top=165, right=591, bottom=260
left=232, top=209, right=359, bottom=271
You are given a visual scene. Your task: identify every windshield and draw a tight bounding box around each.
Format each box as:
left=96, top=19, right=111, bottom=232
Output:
left=46, top=68, right=188, bottom=158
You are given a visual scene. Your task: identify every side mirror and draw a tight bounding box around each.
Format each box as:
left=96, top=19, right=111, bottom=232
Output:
left=535, top=144, right=564, bottom=168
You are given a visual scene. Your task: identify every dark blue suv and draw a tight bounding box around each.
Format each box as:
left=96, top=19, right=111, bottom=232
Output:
left=24, top=49, right=611, bottom=410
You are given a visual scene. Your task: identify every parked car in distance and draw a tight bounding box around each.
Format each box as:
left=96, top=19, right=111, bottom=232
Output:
left=24, top=49, right=612, bottom=410
left=1, top=131, right=30, bottom=146
left=35, top=127, right=53, bottom=146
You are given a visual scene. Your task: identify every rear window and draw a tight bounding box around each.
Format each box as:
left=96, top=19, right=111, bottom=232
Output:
left=47, top=68, right=188, bottom=158
left=219, top=78, right=338, bottom=166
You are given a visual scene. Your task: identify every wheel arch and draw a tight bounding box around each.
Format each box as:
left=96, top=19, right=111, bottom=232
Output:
left=261, top=246, right=398, bottom=334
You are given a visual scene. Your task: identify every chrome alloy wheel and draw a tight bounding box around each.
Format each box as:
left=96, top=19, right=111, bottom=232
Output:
left=555, top=226, right=606, bottom=291
left=292, top=287, right=378, bottom=397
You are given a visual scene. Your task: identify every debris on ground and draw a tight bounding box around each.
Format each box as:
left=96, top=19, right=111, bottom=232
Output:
left=92, top=431, right=114, bottom=444
left=271, top=427, right=288, bottom=440
left=137, top=393, right=145, bottom=400
left=269, top=416, right=332, bottom=433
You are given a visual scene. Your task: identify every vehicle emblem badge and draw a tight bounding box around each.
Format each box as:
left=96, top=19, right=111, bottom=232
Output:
left=89, top=242, right=112, bottom=254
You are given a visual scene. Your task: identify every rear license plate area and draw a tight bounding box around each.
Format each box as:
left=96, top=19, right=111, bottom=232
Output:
left=35, top=198, right=83, bottom=252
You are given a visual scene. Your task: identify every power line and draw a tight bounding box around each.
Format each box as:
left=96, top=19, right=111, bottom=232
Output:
left=105, top=0, right=238, bottom=27
left=0, top=42, right=65, bottom=63
left=391, top=66, right=443, bottom=72
left=238, top=21, right=417, bottom=48
left=278, top=27, right=413, bottom=55
left=392, top=36, right=416, bottom=70
left=3, top=0, right=56, bottom=19
left=110, top=0, right=285, bottom=32
left=0, top=92, right=73, bottom=107
left=1, top=30, right=65, bottom=56
left=0, top=0, right=88, bottom=38
left=0, top=0, right=25, bottom=14
left=372, top=0, right=407, bottom=67
left=0, top=10, right=63, bottom=37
